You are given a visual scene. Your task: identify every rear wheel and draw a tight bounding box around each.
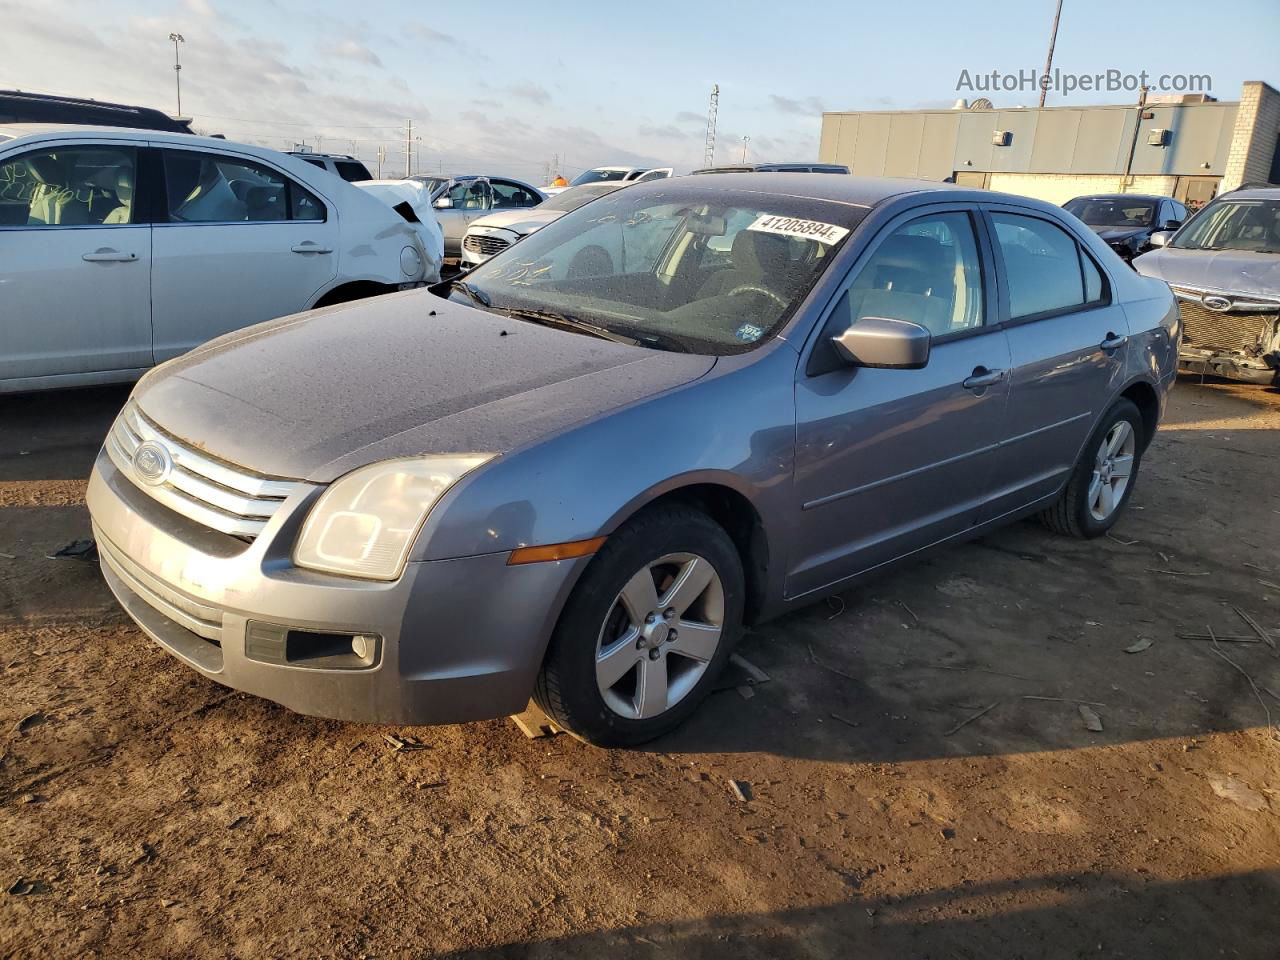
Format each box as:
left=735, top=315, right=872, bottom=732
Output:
left=1040, top=398, right=1144, bottom=538
left=534, top=505, right=744, bottom=746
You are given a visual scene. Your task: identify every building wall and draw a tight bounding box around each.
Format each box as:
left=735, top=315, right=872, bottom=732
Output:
left=1222, top=81, right=1280, bottom=190
left=820, top=98, right=1244, bottom=181
left=985, top=173, right=1180, bottom=206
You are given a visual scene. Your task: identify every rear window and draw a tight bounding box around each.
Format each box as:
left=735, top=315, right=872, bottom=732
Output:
left=335, top=160, right=372, bottom=182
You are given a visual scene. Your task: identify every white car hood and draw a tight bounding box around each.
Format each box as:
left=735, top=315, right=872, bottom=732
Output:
left=467, top=208, right=566, bottom=236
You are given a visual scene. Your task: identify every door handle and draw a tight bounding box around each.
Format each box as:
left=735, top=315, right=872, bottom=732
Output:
left=82, top=250, right=137, bottom=262
left=1100, top=332, right=1128, bottom=351
left=962, top=367, right=1007, bottom=391
left=290, top=242, right=333, bottom=254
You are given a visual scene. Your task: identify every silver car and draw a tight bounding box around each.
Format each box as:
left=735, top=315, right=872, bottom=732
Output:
left=461, top=181, right=625, bottom=267
left=88, top=175, right=1177, bottom=746
left=410, top=174, right=545, bottom=260
left=1135, top=185, right=1280, bottom=386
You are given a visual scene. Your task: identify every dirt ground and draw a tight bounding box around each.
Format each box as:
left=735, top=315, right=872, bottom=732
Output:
left=2, top=376, right=1279, bottom=959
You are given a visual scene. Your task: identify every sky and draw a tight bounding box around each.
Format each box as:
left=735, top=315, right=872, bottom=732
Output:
left=2, top=0, right=1278, bottom=184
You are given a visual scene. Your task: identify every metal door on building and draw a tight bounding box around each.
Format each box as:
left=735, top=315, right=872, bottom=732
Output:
left=1174, top=176, right=1219, bottom=211
left=953, top=171, right=990, bottom=188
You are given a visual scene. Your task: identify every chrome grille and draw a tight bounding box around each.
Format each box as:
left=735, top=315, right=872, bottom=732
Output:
left=1172, top=286, right=1279, bottom=354
left=463, top=234, right=511, bottom=257
left=105, top=402, right=311, bottom=540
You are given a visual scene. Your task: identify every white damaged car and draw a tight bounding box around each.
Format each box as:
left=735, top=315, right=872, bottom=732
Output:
left=0, top=125, right=432, bottom=393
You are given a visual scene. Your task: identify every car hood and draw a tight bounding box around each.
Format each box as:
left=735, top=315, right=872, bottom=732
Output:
left=468, top=208, right=565, bottom=235
left=1133, top=247, right=1280, bottom=298
left=133, top=292, right=716, bottom=483
left=1089, top=226, right=1148, bottom=243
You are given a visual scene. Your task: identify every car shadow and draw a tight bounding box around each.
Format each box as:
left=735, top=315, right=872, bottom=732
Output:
left=433, top=869, right=1280, bottom=959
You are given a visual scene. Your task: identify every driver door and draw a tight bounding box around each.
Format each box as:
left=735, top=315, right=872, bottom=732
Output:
left=788, top=207, right=1012, bottom=599
left=435, top=179, right=491, bottom=258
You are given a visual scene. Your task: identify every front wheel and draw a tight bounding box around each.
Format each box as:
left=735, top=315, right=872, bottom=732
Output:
left=1040, top=397, right=1145, bottom=538
left=533, top=505, right=744, bottom=747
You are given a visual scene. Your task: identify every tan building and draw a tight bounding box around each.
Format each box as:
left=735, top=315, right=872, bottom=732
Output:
left=819, top=81, right=1280, bottom=209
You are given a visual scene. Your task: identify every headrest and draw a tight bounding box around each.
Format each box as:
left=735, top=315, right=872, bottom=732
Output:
left=26, top=152, right=67, bottom=185
left=874, top=234, right=946, bottom=273
left=733, top=229, right=790, bottom=274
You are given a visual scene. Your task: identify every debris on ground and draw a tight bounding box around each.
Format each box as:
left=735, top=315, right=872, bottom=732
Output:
left=13, top=712, right=43, bottom=733
left=728, top=780, right=752, bottom=802
left=1079, top=705, right=1104, bottom=732
left=729, top=653, right=770, bottom=685
left=382, top=733, right=428, bottom=752
left=1125, top=637, right=1155, bottom=654
left=945, top=702, right=1000, bottom=736
left=7, top=878, right=34, bottom=896
left=1209, top=775, right=1267, bottom=812
left=46, top=539, right=97, bottom=562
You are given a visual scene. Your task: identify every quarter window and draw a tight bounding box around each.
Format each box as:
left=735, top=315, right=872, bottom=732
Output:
left=991, top=213, right=1088, bottom=319
left=0, top=145, right=137, bottom=227
left=334, top=160, right=371, bottom=182
left=162, top=151, right=322, bottom=223
left=841, top=211, right=985, bottom=337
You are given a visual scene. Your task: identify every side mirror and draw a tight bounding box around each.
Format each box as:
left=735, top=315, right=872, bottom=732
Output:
left=1162, top=219, right=1182, bottom=231
left=831, top=317, right=931, bottom=370
left=434, top=196, right=453, bottom=210
left=1149, top=231, right=1172, bottom=248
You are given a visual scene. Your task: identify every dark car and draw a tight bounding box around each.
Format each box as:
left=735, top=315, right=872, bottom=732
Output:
left=1063, top=194, right=1187, bottom=264
left=0, top=90, right=193, bottom=134
left=692, top=162, right=850, bottom=175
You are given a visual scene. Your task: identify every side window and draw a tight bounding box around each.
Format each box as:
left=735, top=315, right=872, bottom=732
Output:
left=290, top=182, right=325, bottom=221
left=334, top=160, right=370, bottom=182
left=991, top=213, right=1085, bottom=319
left=299, top=157, right=326, bottom=170
left=490, top=180, right=539, bottom=209
left=164, top=151, right=287, bottom=223
left=1080, top=248, right=1106, bottom=304
left=842, top=211, right=985, bottom=337
left=0, top=145, right=136, bottom=227
left=449, top=180, right=490, bottom=210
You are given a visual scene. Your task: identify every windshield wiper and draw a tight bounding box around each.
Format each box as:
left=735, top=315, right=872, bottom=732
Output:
left=504, top=308, right=641, bottom=347
left=450, top=279, right=491, bottom=308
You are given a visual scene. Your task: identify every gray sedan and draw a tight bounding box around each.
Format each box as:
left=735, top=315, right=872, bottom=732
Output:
left=88, top=174, right=1177, bottom=746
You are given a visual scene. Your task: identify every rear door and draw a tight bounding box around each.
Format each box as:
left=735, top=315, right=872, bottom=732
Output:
left=789, top=205, right=1012, bottom=598
left=150, top=146, right=338, bottom=362
left=977, top=206, right=1131, bottom=521
left=0, top=140, right=152, bottom=383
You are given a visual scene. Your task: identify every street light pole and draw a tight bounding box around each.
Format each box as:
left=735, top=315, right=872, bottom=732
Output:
left=168, top=33, right=185, bottom=117
left=1037, top=0, right=1064, bottom=109
left=740, top=136, right=750, bottom=163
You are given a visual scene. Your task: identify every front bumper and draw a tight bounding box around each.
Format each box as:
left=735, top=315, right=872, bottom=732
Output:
left=87, top=449, right=585, bottom=725
left=1178, top=347, right=1279, bottom=385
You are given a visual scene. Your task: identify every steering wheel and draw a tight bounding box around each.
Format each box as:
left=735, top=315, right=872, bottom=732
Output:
left=726, top=284, right=787, bottom=308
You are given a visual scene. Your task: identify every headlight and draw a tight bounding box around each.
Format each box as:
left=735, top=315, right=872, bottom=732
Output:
left=294, top=455, right=492, bottom=580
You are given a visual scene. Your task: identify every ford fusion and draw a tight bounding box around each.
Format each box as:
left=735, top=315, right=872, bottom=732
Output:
left=89, top=174, right=1177, bottom=746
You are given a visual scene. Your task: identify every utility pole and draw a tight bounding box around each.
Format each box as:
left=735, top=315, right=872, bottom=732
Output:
left=405, top=119, right=413, bottom=178
left=376, top=145, right=385, bottom=178
left=1121, top=85, right=1149, bottom=191
left=703, top=84, right=719, bottom=167
left=1037, top=0, right=1064, bottom=108
left=740, top=136, right=750, bottom=163
left=168, top=33, right=185, bottom=116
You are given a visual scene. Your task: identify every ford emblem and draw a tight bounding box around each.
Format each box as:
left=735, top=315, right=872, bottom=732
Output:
left=132, top=441, right=173, bottom=486
left=1202, top=295, right=1233, bottom=312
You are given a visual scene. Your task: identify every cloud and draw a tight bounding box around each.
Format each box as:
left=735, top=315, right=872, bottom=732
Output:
left=319, top=40, right=383, bottom=67
left=638, top=124, right=686, bottom=140
left=507, top=82, right=551, bottom=105
left=185, top=0, right=216, bottom=16
left=675, top=110, right=706, bottom=125
left=406, top=23, right=455, bottom=44
left=768, top=94, right=825, bottom=116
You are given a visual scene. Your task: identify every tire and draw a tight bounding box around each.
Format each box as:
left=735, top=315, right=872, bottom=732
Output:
left=533, top=504, right=745, bottom=747
left=1040, top=397, right=1145, bottom=538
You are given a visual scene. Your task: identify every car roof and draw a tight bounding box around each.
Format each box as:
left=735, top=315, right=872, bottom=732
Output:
left=1218, top=186, right=1280, bottom=200
left=1068, top=193, right=1169, bottom=202
left=644, top=172, right=966, bottom=207
left=0, top=123, right=272, bottom=154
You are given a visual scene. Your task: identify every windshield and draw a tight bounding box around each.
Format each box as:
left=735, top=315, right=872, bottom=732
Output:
left=1065, top=198, right=1155, bottom=228
left=452, top=185, right=862, bottom=355
left=1173, top=199, right=1280, bottom=253
left=537, top=182, right=625, bottom=213
left=571, top=168, right=635, bottom=186
left=413, top=176, right=448, bottom=195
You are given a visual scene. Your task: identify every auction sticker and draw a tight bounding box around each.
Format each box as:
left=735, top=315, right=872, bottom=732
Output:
left=747, top=214, right=849, bottom=245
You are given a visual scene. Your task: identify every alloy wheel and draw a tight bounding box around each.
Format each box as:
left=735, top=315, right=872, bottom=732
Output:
left=1088, top=420, right=1136, bottom=521
left=595, top=552, right=725, bottom=720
